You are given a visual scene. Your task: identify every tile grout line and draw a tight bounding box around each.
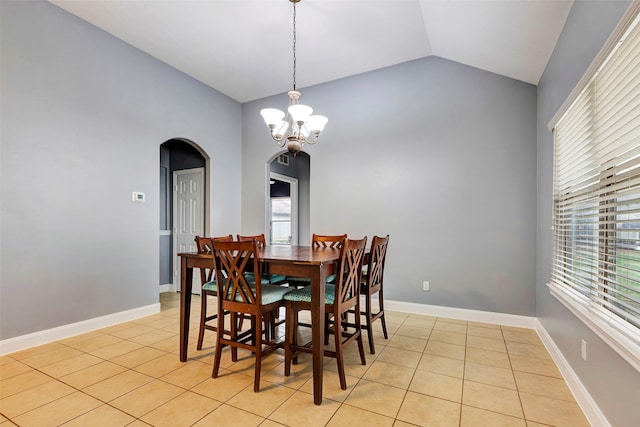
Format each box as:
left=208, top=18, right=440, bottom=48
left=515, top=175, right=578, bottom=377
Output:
left=1, top=294, right=586, bottom=427
left=503, top=324, right=530, bottom=424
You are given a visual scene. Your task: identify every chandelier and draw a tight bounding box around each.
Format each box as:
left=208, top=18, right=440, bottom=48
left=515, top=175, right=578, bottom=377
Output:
left=260, top=0, right=328, bottom=156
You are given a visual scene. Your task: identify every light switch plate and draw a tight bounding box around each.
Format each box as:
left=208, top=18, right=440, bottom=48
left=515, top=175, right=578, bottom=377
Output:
left=132, top=192, right=145, bottom=202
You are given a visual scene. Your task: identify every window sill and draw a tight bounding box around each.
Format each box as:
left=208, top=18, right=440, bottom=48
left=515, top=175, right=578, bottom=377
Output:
left=547, top=282, right=640, bottom=373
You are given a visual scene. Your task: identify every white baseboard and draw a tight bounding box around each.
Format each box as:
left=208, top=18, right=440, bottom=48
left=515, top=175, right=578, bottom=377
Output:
left=535, top=320, right=610, bottom=427
left=0, top=303, right=161, bottom=356
left=382, top=298, right=537, bottom=329
left=159, top=283, right=174, bottom=293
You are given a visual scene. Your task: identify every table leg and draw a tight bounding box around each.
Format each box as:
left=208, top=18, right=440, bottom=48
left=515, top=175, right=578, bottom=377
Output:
left=310, top=264, right=326, bottom=405
left=179, top=256, right=193, bottom=362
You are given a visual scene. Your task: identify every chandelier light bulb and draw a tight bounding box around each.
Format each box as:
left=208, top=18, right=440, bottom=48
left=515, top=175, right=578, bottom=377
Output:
left=307, top=115, right=328, bottom=133
left=260, top=108, right=285, bottom=127
left=288, top=104, right=313, bottom=124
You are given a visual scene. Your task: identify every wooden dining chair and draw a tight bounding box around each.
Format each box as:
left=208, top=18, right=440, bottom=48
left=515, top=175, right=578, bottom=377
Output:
left=237, top=233, right=288, bottom=339
left=359, top=235, right=390, bottom=354
left=284, top=236, right=368, bottom=390
left=211, top=240, right=292, bottom=392
left=286, top=233, right=347, bottom=287
left=237, top=234, right=287, bottom=285
left=196, top=234, right=234, bottom=350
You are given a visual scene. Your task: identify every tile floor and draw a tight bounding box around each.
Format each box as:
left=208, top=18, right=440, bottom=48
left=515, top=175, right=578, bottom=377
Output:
left=0, top=292, right=590, bottom=427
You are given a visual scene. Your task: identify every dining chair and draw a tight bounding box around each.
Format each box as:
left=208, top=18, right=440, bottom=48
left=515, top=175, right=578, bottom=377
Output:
left=359, top=235, right=390, bottom=354
left=211, top=239, right=292, bottom=392
left=237, top=234, right=287, bottom=285
left=237, top=233, right=288, bottom=339
left=196, top=234, right=234, bottom=350
left=283, top=236, right=368, bottom=390
left=286, top=233, right=347, bottom=287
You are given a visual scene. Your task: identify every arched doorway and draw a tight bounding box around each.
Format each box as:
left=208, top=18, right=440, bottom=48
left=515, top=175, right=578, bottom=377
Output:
left=159, top=138, right=208, bottom=293
left=267, top=151, right=311, bottom=246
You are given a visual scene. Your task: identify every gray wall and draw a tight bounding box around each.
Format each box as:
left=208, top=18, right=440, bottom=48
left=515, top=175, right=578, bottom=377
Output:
left=243, top=56, right=538, bottom=316
left=536, top=1, right=640, bottom=425
left=0, top=1, right=242, bottom=339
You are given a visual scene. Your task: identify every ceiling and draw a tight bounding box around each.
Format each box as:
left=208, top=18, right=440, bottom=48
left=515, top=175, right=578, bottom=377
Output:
left=49, top=0, right=574, bottom=103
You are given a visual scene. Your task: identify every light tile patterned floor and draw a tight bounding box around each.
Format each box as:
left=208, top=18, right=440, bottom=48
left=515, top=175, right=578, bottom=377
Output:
left=0, top=292, right=590, bottom=426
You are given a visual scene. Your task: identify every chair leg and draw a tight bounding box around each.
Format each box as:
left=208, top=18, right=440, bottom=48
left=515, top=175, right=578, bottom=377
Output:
left=250, top=315, right=258, bottom=350
left=197, top=291, right=208, bottom=350
left=263, top=310, right=279, bottom=341
left=231, top=312, right=238, bottom=362
left=212, top=307, right=225, bottom=379
left=284, top=304, right=295, bottom=376
left=198, top=291, right=218, bottom=351
left=237, top=312, right=245, bottom=334
left=378, top=289, right=388, bottom=339
left=333, top=313, right=347, bottom=390
left=254, top=317, right=263, bottom=392
left=354, top=308, right=367, bottom=366
left=270, top=308, right=279, bottom=340
left=364, top=294, right=375, bottom=354
left=324, top=313, right=331, bottom=345
left=212, top=342, right=223, bottom=379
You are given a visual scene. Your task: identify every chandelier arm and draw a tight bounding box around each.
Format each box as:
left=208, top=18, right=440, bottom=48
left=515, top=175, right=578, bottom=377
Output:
left=270, top=133, right=287, bottom=147
left=269, top=130, right=291, bottom=146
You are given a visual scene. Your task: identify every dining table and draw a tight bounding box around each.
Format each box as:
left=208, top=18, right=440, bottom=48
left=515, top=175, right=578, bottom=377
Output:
left=178, top=244, right=340, bottom=405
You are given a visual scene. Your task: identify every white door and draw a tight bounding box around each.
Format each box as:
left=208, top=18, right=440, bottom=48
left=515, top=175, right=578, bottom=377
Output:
left=173, top=168, right=205, bottom=294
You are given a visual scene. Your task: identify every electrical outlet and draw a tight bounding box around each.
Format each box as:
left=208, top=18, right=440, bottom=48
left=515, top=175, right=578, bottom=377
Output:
left=581, top=339, right=587, bottom=360
left=423, top=281, right=430, bottom=291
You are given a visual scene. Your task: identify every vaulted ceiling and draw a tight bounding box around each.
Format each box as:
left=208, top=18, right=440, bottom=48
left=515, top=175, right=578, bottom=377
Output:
left=49, top=0, right=574, bottom=103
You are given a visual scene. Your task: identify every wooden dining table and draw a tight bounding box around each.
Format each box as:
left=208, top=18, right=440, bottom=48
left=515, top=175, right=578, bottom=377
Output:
left=178, top=245, right=340, bottom=405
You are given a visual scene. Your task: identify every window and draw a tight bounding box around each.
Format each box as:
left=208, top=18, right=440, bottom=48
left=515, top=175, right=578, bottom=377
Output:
left=550, top=9, right=640, bottom=371
left=271, top=197, right=292, bottom=244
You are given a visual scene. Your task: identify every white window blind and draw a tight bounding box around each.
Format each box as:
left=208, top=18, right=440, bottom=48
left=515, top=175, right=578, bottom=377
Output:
left=551, top=11, right=640, bottom=370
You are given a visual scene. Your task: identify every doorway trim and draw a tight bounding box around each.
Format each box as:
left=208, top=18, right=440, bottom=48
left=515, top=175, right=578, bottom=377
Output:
left=268, top=172, right=299, bottom=245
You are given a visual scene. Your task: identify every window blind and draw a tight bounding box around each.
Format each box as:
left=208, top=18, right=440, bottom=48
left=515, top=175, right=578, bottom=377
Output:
left=551, top=12, right=640, bottom=363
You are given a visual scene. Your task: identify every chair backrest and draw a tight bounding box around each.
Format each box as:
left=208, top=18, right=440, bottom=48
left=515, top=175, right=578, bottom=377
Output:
left=195, top=234, right=234, bottom=254
left=312, top=234, right=347, bottom=249
left=237, top=233, right=267, bottom=248
left=212, top=240, right=262, bottom=315
left=334, top=237, right=367, bottom=311
left=195, top=235, right=234, bottom=283
left=365, top=235, right=389, bottom=293
left=195, top=236, right=214, bottom=255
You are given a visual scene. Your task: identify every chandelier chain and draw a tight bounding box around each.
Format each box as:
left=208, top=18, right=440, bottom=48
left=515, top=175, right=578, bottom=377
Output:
left=292, top=0, right=297, bottom=90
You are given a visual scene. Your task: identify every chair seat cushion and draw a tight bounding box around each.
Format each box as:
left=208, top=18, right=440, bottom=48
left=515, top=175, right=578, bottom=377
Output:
left=221, top=283, right=290, bottom=305
left=261, top=284, right=294, bottom=305
left=244, top=272, right=270, bottom=286
left=202, top=280, right=217, bottom=292
left=284, top=284, right=335, bottom=305
left=266, top=274, right=287, bottom=284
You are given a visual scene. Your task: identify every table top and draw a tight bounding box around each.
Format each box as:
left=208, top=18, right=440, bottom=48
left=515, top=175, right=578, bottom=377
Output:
left=258, top=245, right=340, bottom=264
left=178, top=245, right=341, bottom=265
